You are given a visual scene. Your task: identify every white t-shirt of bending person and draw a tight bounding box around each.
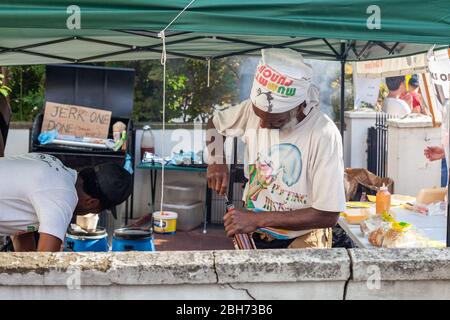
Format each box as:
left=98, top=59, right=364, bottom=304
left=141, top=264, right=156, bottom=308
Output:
left=382, top=97, right=411, bottom=117
left=0, top=153, right=78, bottom=241
left=213, top=100, right=346, bottom=239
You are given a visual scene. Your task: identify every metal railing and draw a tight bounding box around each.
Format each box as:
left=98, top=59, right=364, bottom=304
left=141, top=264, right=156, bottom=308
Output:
left=367, top=113, right=397, bottom=178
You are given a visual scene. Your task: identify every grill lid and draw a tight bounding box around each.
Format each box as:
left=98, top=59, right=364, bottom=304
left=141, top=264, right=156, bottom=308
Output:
left=113, top=227, right=153, bottom=240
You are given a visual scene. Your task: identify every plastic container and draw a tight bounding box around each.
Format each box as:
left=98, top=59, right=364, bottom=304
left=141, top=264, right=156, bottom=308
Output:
left=113, top=121, right=127, bottom=142
left=376, top=184, right=391, bottom=215
left=416, top=187, right=447, bottom=204
left=112, top=228, right=155, bottom=252
left=76, top=213, right=99, bottom=232
left=64, top=226, right=109, bottom=252
left=163, top=183, right=202, bottom=205
left=141, top=125, right=155, bottom=160
left=162, top=202, right=204, bottom=231
left=153, top=211, right=178, bottom=234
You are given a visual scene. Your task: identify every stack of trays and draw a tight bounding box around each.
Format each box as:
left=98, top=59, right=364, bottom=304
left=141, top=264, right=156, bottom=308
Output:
left=162, top=182, right=204, bottom=231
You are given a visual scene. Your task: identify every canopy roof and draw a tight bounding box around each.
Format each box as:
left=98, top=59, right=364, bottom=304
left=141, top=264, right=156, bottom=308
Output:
left=0, top=1, right=448, bottom=65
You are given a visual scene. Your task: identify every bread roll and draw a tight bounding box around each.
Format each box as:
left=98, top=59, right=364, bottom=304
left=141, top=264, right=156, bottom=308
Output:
left=368, top=228, right=386, bottom=247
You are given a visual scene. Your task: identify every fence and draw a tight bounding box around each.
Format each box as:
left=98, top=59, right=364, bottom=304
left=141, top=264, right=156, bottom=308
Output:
left=367, top=113, right=397, bottom=177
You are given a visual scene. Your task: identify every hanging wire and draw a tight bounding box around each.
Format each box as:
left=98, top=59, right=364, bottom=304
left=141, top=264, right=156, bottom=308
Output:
left=207, top=58, right=211, bottom=88
left=159, top=31, right=167, bottom=215
left=157, top=0, right=197, bottom=215
left=159, top=0, right=197, bottom=36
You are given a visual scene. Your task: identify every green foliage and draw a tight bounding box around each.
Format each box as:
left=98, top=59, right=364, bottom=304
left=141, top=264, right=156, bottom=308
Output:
left=0, top=73, right=12, bottom=98
left=7, top=58, right=239, bottom=123
left=108, top=57, right=240, bottom=123
left=6, top=65, right=45, bottom=121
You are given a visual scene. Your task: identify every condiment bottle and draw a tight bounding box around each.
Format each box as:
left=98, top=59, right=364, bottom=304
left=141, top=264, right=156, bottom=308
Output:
left=141, top=125, right=155, bottom=160
left=376, top=184, right=391, bottom=215
left=360, top=191, right=368, bottom=202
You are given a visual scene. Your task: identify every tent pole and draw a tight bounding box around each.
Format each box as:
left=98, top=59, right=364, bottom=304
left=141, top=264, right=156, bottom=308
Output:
left=340, top=42, right=346, bottom=141
left=446, top=47, right=450, bottom=248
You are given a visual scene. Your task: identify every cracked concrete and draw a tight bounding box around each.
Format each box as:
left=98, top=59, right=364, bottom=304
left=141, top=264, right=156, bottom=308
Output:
left=1, top=248, right=450, bottom=299
left=227, top=283, right=256, bottom=300
left=214, top=249, right=350, bottom=283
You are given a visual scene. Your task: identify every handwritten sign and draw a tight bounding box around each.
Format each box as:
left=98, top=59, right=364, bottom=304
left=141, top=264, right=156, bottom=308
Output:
left=41, top=102, right=112, bottom=139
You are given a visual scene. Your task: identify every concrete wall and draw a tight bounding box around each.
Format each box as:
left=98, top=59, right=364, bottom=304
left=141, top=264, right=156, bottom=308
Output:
left=343, top=110, right=377, bottom=169
left=0, top=248, right=449, bottom=300
left=387, top=117, right=442, bottom=195
left=4, top=127, right=29, bottom=156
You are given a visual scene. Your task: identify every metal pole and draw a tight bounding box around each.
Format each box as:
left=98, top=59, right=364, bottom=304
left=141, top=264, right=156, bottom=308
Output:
left=340, top=59, right=345, bottom=140
left=339, top=42, right=347, bottom=142
left=377, top=113, right=380, bottom=176
left=447, top=188, right=449, bottom=246
left=447, top=102, right=450, bottom=247
left=381, top=114, right=385, bottom=177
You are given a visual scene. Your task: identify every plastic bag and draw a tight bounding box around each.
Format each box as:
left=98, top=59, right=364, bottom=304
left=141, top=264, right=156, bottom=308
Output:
left=38, top=129, right=58, bottom=145
left=365, top=211, right=445, bottom=248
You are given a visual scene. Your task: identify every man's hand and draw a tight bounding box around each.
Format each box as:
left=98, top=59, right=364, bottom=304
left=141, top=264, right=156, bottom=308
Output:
left=207, top=163, right=229, bottom=195
left=424, top=146, right=445, bottom=161
left=223, top=208, right=259, bottom=237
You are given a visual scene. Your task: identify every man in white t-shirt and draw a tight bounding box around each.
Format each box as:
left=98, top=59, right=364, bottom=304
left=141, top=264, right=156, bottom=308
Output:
left=0, top=153, right=132, bottom=252
left=382, top=76, right=411, bottom=117
left=206, top=48, right=346, bottom=249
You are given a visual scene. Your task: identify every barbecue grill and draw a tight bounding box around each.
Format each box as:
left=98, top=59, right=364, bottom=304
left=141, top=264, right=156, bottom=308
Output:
left=30, top=64, right=136, bottom=232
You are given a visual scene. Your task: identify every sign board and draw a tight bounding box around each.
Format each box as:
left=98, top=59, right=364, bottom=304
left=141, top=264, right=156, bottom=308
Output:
left=353, top=74, right=381, bottom=108
left=355, top=53, right=427, bottom=79
left=41, top=102, right=112, bottom=139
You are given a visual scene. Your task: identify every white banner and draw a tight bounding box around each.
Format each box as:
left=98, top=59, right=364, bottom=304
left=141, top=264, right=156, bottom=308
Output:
left=353, top=74, right=381, bottom=109
left=355, top=53, right=427, bottom=79
left=427, top=51, right=450, bottom=163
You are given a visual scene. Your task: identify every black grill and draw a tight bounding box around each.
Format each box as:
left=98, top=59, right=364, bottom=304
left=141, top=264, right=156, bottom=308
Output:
left=30, top=64, right=136, bottom=229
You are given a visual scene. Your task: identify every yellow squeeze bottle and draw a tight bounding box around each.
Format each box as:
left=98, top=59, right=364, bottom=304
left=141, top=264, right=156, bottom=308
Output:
left=376, top=184, right=391, bottom=215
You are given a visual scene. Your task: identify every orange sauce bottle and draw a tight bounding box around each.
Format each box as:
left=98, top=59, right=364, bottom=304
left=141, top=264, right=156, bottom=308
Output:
left=376, top=184, right=391, bottom=215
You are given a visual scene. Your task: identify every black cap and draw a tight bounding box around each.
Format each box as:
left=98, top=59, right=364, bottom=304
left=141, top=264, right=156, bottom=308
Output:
left=94, top=163, right=132, bottom=219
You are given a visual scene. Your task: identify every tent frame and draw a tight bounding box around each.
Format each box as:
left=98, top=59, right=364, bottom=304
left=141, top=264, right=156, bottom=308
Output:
left=0, top=31, right=402, bottom=65
left=1, top=25, right=447, bottom=247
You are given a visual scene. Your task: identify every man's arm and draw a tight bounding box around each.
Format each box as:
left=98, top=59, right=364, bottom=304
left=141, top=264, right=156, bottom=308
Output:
left=37, top=233, right=62, bottom=252
left=12, top=232, right=62, bottom=252
left=206, top=117, right=229, bottom=195
left=223, top=208, right=339, bottom=237
left=205, top=102, right=250, bottom=195
left=12, top=232, right=37, bottom=252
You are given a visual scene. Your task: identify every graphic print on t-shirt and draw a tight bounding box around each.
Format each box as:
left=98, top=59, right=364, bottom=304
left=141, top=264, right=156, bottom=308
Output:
left=35, top=153, right=70, bottom=173
left=245, top=143, right=307, bottom=239
left=246, top=143, right=307, bottom=209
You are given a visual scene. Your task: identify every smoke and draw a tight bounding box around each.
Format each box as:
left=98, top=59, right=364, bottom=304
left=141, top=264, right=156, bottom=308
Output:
left=306, top=59, right=340, bottom=119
